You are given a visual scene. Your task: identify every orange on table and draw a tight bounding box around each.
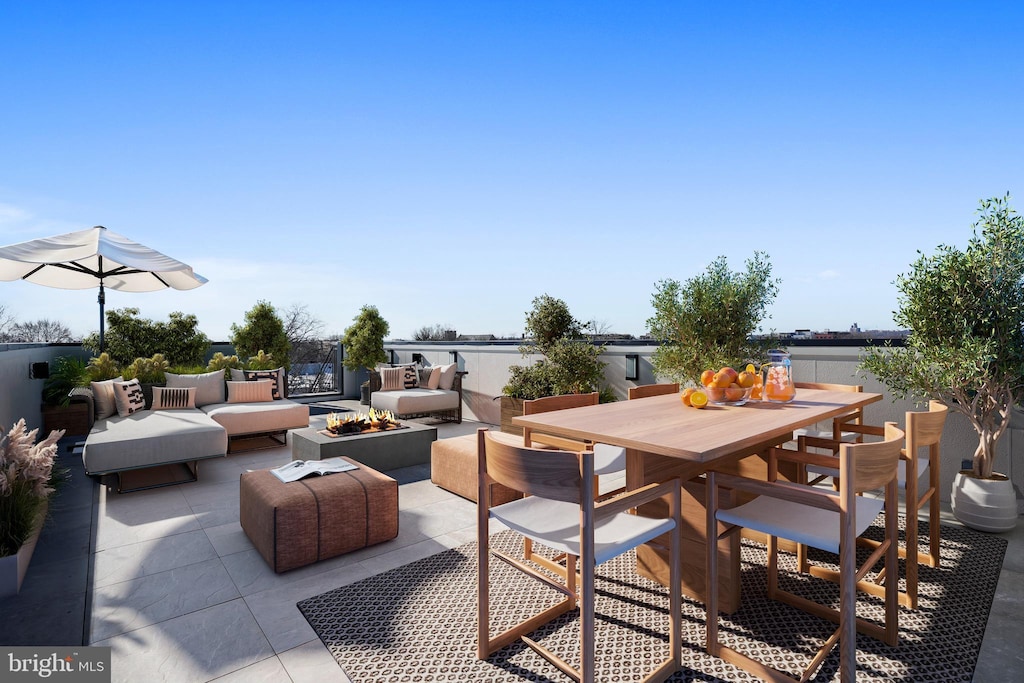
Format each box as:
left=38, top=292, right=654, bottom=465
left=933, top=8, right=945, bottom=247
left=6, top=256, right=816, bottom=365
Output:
left=680, top=387, right=697, bottom=406
left=689, top=389, right=708, bottom=408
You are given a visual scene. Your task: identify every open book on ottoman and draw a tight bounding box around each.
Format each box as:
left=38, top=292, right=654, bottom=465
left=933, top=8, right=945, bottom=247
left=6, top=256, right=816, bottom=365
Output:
left=271, top=458, right=356, bottom=483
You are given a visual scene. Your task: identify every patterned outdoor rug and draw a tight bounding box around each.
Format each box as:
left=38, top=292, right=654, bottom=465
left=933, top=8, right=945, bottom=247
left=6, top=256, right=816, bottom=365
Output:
left=298, top=519, right=1006, bottom=682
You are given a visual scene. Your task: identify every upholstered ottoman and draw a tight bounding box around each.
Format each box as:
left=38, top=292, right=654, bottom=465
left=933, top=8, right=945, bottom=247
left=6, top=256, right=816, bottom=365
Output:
left=239, top=458, right=398, bottom=573
left=430, top=432, right=524, bottom=505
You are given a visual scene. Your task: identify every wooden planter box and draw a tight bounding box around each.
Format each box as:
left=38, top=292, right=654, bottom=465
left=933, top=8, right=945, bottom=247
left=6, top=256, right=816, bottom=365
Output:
left=41, top=402, right=90, bottom=437
left=499, top=396, right=525, bottom=436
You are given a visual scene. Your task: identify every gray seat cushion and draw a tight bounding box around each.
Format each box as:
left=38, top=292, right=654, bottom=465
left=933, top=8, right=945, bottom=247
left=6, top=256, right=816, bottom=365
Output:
left=201, top=399, right=309, bottom=437
left=83, top=409, right=227, bottom=475
left=371, top=389, right=459, bottom=415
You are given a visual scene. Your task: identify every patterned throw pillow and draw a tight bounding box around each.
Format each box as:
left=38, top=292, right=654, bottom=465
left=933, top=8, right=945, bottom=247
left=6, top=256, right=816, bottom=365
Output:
left=244, top=368, right=283, bottom=400
left=151, top=386, right=197, bottom=410
left=112, top=379, right=147, bottom=417
left=226, top=379, right=274, bottom=403
left=388, top=363, right=419, bottom=389
left=380, top=367, right=404, bottom=391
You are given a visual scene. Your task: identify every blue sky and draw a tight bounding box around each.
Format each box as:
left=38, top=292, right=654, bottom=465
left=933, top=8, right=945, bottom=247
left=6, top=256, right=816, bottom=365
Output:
left=1, top=2, right=1022, bottom=341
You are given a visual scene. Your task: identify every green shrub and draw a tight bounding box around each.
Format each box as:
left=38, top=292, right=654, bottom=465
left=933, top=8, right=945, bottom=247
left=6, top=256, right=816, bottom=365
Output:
left=122, top=354, right=169, bottom=384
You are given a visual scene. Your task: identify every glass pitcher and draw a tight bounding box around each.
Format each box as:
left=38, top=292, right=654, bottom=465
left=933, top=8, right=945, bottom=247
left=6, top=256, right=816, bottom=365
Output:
left=762, top=349, right=796, bottom=403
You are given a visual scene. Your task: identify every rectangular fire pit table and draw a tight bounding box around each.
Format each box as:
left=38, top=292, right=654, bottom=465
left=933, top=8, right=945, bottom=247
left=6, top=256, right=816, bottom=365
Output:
left=290, top=420, right=437, bottom=470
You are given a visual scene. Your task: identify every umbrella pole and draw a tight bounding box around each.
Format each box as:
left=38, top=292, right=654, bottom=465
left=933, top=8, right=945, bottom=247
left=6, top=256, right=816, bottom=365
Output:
left=98, top=280, right=105, bottom=353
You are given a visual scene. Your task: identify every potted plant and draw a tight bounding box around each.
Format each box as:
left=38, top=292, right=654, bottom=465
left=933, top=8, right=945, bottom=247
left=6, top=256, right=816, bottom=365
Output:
left=341, top=305, right=390, bottom=404
left=500, top=295, right=610, bottom=434
left=646, top=252, right=781, bottom=386
left=860, top=195, right=1024, bottom=531
left=1, top=420, right=65, bottom=597
left=122, top=353, right=170, bottom=409
left=40, top=356, right=91, bottom=436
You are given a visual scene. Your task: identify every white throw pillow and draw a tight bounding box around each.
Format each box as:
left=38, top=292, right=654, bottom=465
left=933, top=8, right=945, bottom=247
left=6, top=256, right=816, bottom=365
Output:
left=165, top=370, right=226, bottom=407
left=112, top=379, right=147, bottom=417
left=91, top=376, right=123, bottom=420
left=151, top=386, right=197, bottom=410
left=425, top=366, right=441, bottom=390
left=380, top=367, right=404, bottom=391
left=226, top=379, right=274, bottom=403
left=437, top=363, right=458, bottom=390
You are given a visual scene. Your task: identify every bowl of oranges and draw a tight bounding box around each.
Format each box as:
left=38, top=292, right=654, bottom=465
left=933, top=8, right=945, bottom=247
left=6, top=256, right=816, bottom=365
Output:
left=698, top=365, right=759, bottom=407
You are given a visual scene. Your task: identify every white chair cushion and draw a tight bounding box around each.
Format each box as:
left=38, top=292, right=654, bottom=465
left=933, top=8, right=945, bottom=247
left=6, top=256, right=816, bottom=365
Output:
left=592, top=443, right=626, bottom=475
left=716, top=494, right=885, bottom=554
left=489, top=496, right=675, bottom=566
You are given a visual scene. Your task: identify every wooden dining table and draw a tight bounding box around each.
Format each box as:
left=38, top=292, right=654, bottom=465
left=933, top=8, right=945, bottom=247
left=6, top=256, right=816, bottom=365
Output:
left=512, top=387, right=882, bottom=613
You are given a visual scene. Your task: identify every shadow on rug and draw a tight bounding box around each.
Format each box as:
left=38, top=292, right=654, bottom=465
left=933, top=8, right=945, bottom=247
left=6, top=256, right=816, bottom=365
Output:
left=298, top=519, right=1006, bottom=682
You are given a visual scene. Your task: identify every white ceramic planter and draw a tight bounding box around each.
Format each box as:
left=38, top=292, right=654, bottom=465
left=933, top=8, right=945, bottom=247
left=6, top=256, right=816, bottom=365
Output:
left=951, top=471, right=1018, bottom=532
left=0, top=502, right=48, bottom=598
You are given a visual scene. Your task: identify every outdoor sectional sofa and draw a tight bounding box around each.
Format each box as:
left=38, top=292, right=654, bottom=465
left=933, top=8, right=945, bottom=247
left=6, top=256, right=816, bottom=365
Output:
left=368, top=363, right=465, bottom=423
left=76, top=369, right=309, bottom=492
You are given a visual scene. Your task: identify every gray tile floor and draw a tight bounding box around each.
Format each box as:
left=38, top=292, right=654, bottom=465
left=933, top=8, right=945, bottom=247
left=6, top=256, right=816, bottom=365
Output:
left=2, top=402, right=1021, bottom=682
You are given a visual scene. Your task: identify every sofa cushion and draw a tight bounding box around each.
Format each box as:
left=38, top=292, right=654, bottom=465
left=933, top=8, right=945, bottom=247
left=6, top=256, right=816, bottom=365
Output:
left=227, top=379, right=274, bottom=403
left=380, top=367, right=404, bottom=391
left=83, top=409, right=227, bottom=475
left=437, top=363, right=458, bottom=390
left=201, top=398, right=309, bottom=437
left=371, top=388, right=459, bottom=415
left=91, top=376, right=124, bottom=420
left=113, top=379, right=147, bottom=417
left=152, top=386, right=197, bottom=410
left=395, top=363, right=419, bottom=388
left=166, top=370, right=226, bottom=407
left=423, top=366, right=441, bottom=390
left=244, top=368, right=285, bottom=399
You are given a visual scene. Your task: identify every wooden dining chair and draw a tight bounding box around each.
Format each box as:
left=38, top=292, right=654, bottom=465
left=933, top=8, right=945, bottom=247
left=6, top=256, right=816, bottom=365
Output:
left=793, top=382, right=865, bottom=453
left=477, top=429, right=682, bottom=683
left=627, top=382, right=680, bottom=400
left=799, top=401, right=949, bottom=609
left=706, top=423, right=904, bottom=682
left=521, top=392, right=626, bottom=575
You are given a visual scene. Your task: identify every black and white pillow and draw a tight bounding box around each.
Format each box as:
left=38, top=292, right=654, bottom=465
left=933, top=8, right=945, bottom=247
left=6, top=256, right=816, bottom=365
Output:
left=151, top=386, right=196, bottom=410
left=244, top=369, right=282, bottom=399
left=392, top=363, right=419, bottom=389
left=113, top=379, right=147, bottom=417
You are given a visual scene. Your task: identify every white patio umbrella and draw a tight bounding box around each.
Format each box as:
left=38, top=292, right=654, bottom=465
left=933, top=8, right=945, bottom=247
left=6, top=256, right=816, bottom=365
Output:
left=0, top=225, right=208, bottom=350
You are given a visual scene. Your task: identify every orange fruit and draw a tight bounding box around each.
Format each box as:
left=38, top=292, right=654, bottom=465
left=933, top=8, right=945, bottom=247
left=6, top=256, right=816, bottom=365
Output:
left=705, top=386, right=725, bottom=402
left=700, top=370, right=716, bottom=387
left=689, top=390, right=708, bottom=408
left=680, top=387, right=696, bottom=406
left=718, top=366, right=738, bottom=383
left=725, top=385, right=746, bottom=401
left=736, top=371, right=756, bottom=388
left=712, top=372, right=732, bottom=388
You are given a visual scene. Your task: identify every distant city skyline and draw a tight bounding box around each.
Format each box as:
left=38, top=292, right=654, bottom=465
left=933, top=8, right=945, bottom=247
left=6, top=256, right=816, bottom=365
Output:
left=1, top=2, right=1022, bottom=341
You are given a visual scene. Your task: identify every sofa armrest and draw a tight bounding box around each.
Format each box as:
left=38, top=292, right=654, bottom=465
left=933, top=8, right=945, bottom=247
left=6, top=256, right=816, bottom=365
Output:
left=69, top=386, right=96, bottom=431
left=367, top=369, right=382, bottom=392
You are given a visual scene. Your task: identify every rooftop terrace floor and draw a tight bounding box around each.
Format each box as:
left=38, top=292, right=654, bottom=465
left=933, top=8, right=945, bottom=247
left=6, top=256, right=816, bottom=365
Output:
left=2, top=399, right=1021, bottom=682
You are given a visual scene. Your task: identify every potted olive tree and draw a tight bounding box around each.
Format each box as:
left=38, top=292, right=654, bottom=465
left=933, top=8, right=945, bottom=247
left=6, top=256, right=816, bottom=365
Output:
left=341, top=305, right=390, bottom=405
left=646, top=251, right=781, bottom=385
left=500, top=295, right=609, bottom=433
left=861, top=195, right=1024, bottom=531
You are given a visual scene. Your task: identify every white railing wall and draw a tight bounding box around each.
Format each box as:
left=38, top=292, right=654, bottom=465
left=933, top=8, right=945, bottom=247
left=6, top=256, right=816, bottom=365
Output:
left=386, top=340, right=1022, bottom=511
